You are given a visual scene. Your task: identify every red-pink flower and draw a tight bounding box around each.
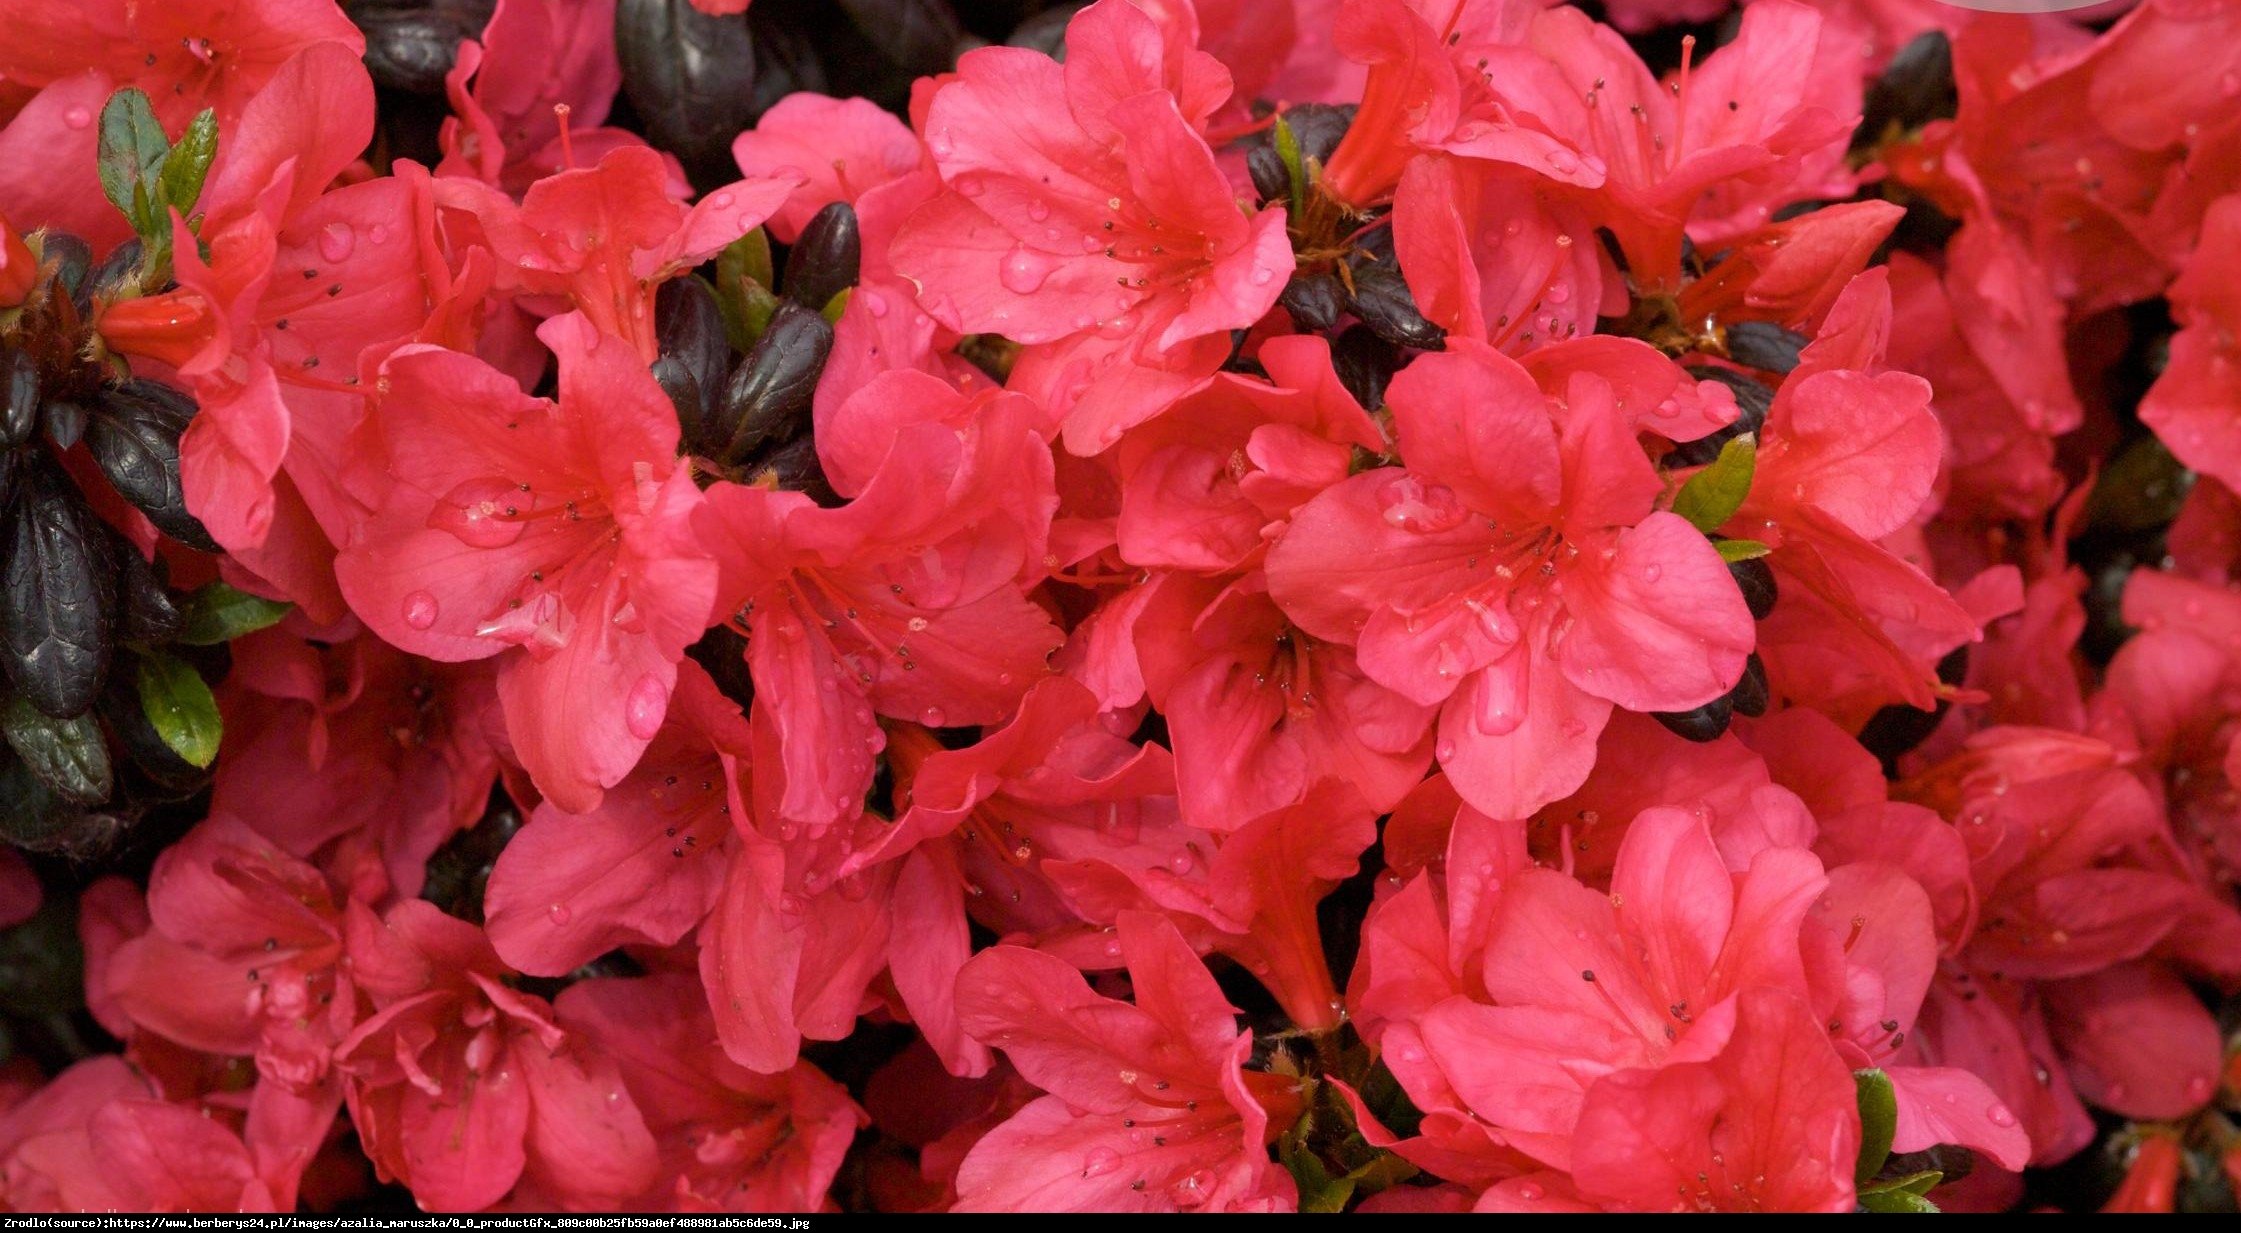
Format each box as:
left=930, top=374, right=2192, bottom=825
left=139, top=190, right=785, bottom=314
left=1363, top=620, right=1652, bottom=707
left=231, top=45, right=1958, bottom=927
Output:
left=553, top=974, right=864, bottom=1211
left=213, top=627, right=503, bottom=897
left=433, top=144, right=795, bottom=360
left=104, top=817, right=362, bottom=1094
left=732, top=92, right=927, bottom=243
left=482, top=661, right=742, bottom=976
left=692, top=374, right=1060, bottom=834
left=335, top=313, right=718, bottom=813
left=334, top=900, right=658, bottom=1212
left=1268, top=339, right=1755, bottom=819
left=2142, top=195, right=2241, bottom=494
left=438, top=0, right=653, bottom=195
left=889, top=0, right=1293, bottom=452
left=952, top=912, right=1300, bottom=1212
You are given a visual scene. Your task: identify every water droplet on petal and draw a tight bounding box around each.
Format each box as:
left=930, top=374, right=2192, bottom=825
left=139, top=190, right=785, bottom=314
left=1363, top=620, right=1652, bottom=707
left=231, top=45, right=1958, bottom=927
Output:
left=625, top=673, right=669, bottom=739
left=1081, top=1147, right=1121, bottom=1178
left=1249, top=265, right=1274, bottom=286
left=999, top=246, right=1055, bottom=294
left=402, top=591, right=439, bottom=630
left=1028, top=199, right=1051, bottom=222
left=318, top=223, right=356, bottom=264
left=1642, top=563, right=1663, bottom=583
left=920, top=706, right=946, bottom=727
left=428, top=477, right=529, bottom=548
left=1985, top=1103, right=2017, bottom=1128
left=547, top=903, right=573, bottom=925
left=63, top=106, right=91, bottom=130
left=1517, top=1182, right=1545, bottom=1202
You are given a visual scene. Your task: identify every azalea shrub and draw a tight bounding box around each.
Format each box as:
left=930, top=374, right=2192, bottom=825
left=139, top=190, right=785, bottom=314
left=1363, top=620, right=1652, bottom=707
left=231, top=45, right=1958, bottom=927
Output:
left=0, top=0, right=2238, bottom=1216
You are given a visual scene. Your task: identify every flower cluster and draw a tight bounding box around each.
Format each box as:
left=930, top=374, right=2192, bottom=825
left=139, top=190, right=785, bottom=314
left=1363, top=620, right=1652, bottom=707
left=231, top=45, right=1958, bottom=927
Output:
left=0, top=0, right=2236, bottom=1215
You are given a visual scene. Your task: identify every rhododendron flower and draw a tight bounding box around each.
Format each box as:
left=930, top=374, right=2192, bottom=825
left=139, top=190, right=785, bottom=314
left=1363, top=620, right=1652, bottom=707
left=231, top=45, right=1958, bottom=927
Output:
left=732, top=93, right=927, bottom=243
left=889, top=0, right=1294, bottom=451
left=213, top=627, right=503, bottom=897
left=336, top=313, right=718, bottom=813
left=104, top=816, right=361, bottom=1092
left=438, top=0, right=652, bottom=195
left=95, top=41, right=439, bottom=621
left=335, top=900, right=658, bottom=1212
left=693, top=373, right=1060, bottom=834
left=554, top=975, right=863, bottom=1212
left=1464, top=0, right=1861, bottom=291
left=1269, top=339, right=1754, bottom=819
left=434, top=144, right=796, bottom=360
left=952, top=912, right=1300, bottom=1212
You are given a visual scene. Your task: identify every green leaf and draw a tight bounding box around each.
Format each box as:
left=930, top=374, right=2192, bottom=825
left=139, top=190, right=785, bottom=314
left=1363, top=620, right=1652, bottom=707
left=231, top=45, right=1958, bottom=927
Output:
left=156, top=108, right=220, bottom=220
left=97, top=89, right=170, bottom=233
left=1671, top=435, right=1756, bottom=533
left=1854, top=1068, right=1899, bottom=1185
left=1715, top=538, right=1772, bottom=563
left=1273, top=114, right=1307, bottom=218
left=821, top=285, right=853, bottom=325
left=1862, top=1170, right=1945, bottom=1199
left=0, top=694, right=112, bottom=804
left=136, top=652, right=222, bottom=769
left=716, top=229, right=776, bottom=352
left=1859, top=1188, right=1940, bottom=1213
left=174, top=581, right=292, bottom=646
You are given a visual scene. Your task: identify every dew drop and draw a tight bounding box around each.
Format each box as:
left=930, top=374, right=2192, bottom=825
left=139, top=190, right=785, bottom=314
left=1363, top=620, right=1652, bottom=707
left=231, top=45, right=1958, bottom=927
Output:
left=63, top=106, right=91, bottom=130
left=1517, top=1182, right=1545, bottom=1202
left=921, top=706, right=947, bottom=727
left=547, top=903, right=573, bottom=925
left=1642, top=563, right=1663, bottom=583
left=1081, top=1147, right=1121, bottom=1178
left=999, top=246, right=1055, bottom=294
left=625, top=674, right=669, bottom=740
left=318, top=222, right=356, bottom=264
left=428, top=476, right=529, bottom=548
left=1985, top=1103, right=2017, bottom=1128
left=1249, top=265, right=1274, bottom=286
left=402, top=591, right=439, bottom=630
left=1028, top=199, right=1051, bottom=222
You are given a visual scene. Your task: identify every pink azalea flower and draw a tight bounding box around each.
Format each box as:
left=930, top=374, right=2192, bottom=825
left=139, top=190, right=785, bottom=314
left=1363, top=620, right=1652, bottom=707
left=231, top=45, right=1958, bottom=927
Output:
left=842, top=677, right=1188, bottom=1074
left=889, top=0, right=1294, bottom=452
left=692, top=374, right=1060, bottom=834
left=482, top=660, right=742, bottom=976
left=951, top=912, right=1300, bottom=1212
left=554, top=974, right=864, bottom=1211
left=103, top=816, right=363, bottom=1094
left=2141, top=195, right=2241, bottom=494
left=732, top=92, right=928, bottom=243
left=1468, top=0, right=1861, bottom=291
left=0, top=0, right=362, bottom=129
left=1268, top=339, right=1755, bottom=820
left=438, top=0, right=658, bottom=195
left=432, top=144, right=796, bottom=360
left=335, top=313, right=718, bottom=813
left=213, top=627, right=503, bottom=897
left=334, top=900, right=659, bottom=1212
left=0, top=1057, right=325, bottom=1212
left=96, top=41, right=441, bottom=622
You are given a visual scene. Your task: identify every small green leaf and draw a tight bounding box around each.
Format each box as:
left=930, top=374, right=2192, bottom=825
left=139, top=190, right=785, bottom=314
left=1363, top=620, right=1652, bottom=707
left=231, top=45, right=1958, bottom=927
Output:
left=157, top=108, right=221, bottom=220
left=1672, top=435, right=1756, bottom=533
left=821, top=285, right=853, bottom=325
left=136, top=652, right=222, bottom=768
left=1854, top=1068, right=1899, bottom=1184
left=97, top=89, right=170, bottom=232
left=1862, top=1170, right=1945, bottom=1199
left=1858, top=1187, right=1940, bottom=1213
left=716, top=229, right=776, bottom=351
left=174, top=581, right=292, bottom=646
left=1273, top=114, right=1307, bottom=218
left=1716, top=538, right=1772, bottom=563
left=0, top=694, right=112, bottom=804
